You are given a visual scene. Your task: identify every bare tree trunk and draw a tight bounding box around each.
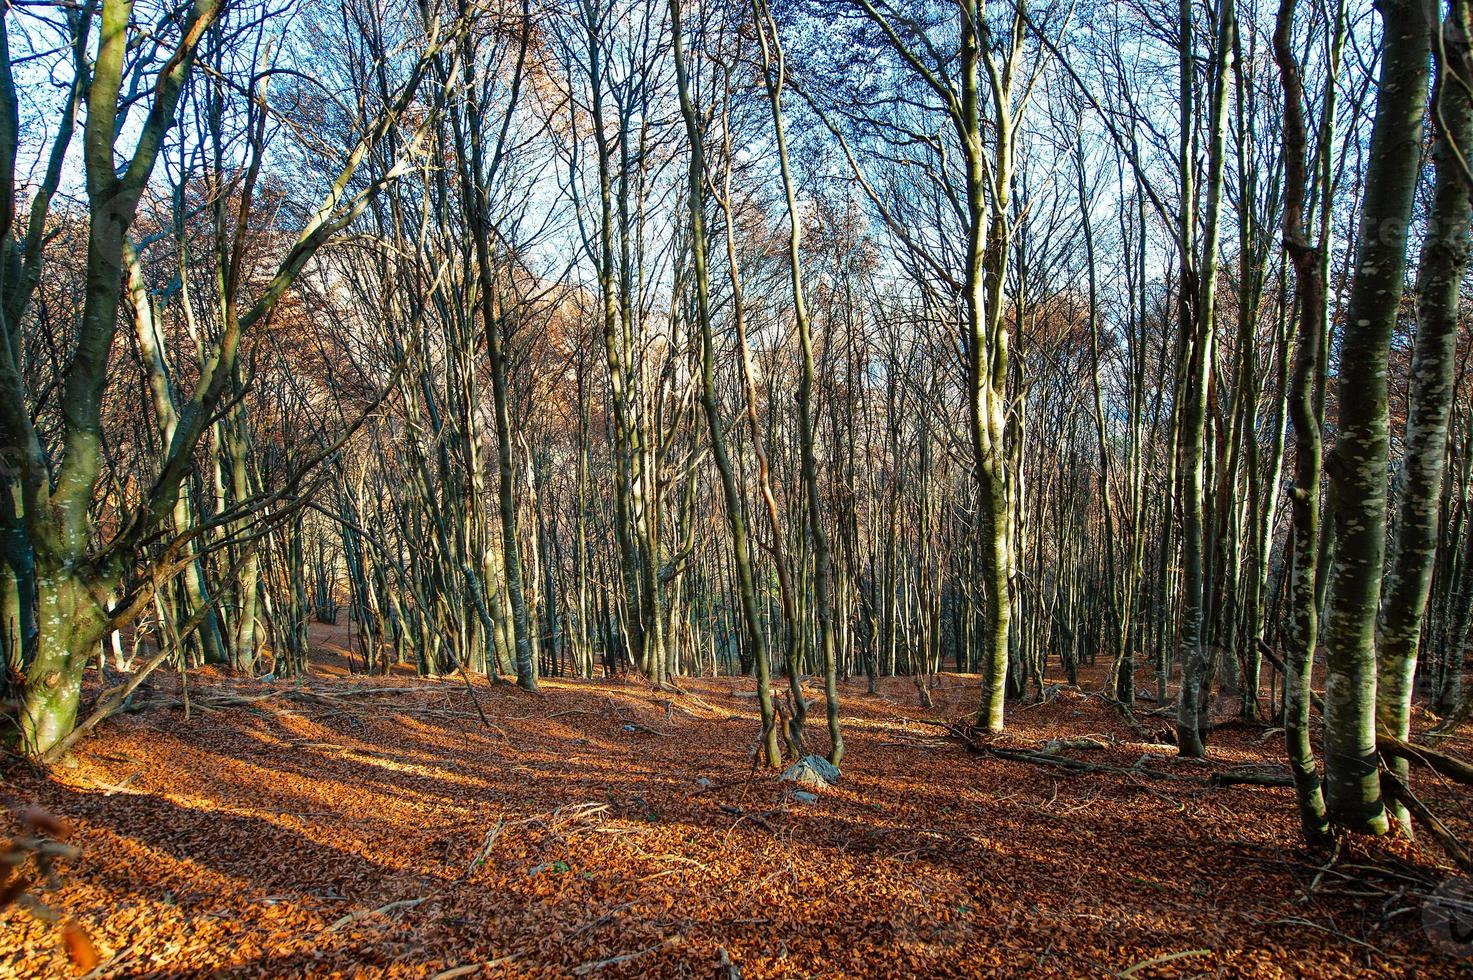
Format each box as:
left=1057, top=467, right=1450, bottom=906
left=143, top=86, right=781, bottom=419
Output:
left=753, top=0, right=843, bottom=764
left=1322, top=0, right=1430, bottom=836
left=1376, top=0, right=1472, bottom=832
left=668, top=4, right=780, bottom=764
left=1273, top=0, right=1334, bottom=845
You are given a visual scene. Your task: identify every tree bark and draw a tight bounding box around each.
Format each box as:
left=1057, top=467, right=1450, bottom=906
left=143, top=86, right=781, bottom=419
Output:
left=1376, top=0, right=1472, bottom=833
left=1322, top=0, right=1430, bottom=835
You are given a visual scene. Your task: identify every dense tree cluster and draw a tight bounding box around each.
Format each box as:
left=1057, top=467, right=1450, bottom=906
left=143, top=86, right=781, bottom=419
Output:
left=2, top=0, right=1470, bottom=845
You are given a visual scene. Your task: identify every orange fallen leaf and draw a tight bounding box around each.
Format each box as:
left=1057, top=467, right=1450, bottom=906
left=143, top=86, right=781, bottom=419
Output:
left=62, top=921, right=100, bottom=972
left=20, top=805, right=71, bottom=841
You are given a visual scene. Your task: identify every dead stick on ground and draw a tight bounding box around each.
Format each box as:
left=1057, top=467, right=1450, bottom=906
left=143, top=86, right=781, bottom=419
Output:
left=1119, top=949, right=1214, bottom=977
left=1380, top=771, right=1473, bottom=873
left=1209, top=769, right=1295, bottom=788
left=944, top=723, right=1193, bottom=783
left=459, top=818, right=505, bottom=880
left=431, top=954, right=520, bottom=979
left=571, top=938, right=677, bottom=975
left=324, top=897, right=427, bottom=934
left=1104, top=697, right=1163, bottom=743
left=1271, top=917, right=1391, bottom=956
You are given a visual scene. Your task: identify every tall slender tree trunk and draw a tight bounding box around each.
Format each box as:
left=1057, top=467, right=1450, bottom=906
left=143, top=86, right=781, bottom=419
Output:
left=1322, top=0, right=1430, bottom=836
left=1273, top=0, right=1333, bottom=845
left=753, top=0, right=843, bottom=764
left=668, top=5, right=780, bottom=764
left=1376, top=0, right=1471, bottom=832
left=1177, top=0, right=1235, bottom=757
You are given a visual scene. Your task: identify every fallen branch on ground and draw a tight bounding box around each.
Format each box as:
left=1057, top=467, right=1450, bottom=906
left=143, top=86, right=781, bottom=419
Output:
left=324, top=897, right=427, bottom=934
left=459, top=818, right=505, bottom=880
left=1120, top=949, right=1214, bottom=976
left=1209, top=767, right=1295, bottom=788
left=43, top=647, right=174, bottom=763
left=1377, top=735, right=1473, bottom=786
left=939, top=722, right=1194, bottom=783
left=1380, top=771, right=1473, bottom=873
left=1104, top=696, right=1170, bottom=743
left=571, top=938, right=678, bottom=975
left=431, top=955, right=519, bottom=980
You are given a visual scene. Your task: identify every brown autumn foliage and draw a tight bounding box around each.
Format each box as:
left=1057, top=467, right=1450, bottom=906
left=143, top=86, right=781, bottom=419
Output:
left=0, top=804, right=95, bottom=970
left=1, top=627, right=1469, bottom=978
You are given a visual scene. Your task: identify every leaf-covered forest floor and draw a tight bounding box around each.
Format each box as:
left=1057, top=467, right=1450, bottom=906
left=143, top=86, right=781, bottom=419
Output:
left=3, top=633, right=1471, bottom=978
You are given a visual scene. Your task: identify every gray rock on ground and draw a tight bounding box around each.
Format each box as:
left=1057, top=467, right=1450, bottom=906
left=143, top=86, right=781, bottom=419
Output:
left=780, top=754, right=841, bottom=791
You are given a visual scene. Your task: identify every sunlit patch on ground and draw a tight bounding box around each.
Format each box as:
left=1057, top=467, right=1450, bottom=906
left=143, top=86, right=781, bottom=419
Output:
left=2, top=656, right=1470, bottom=978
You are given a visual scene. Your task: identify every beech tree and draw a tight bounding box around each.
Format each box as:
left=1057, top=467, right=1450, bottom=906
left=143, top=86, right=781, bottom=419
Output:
left=0, top=0, right=464, bottom=754
left=1320, top=0, right=1430, bottom=836
left=1376, top=0, right=1473, bottom=832
left=1, top=0, right=1469, bottom=865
